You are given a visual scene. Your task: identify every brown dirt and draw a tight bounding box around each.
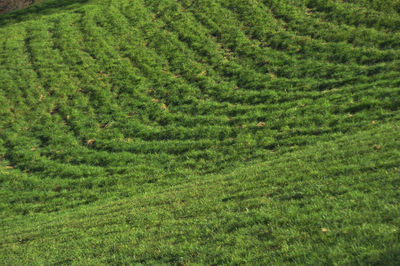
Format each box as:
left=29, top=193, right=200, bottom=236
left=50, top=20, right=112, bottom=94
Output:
left=0, top=0, right=43, bottom=14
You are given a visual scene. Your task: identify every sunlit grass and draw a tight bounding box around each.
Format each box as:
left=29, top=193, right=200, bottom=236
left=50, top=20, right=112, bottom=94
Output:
left=0, top=0, right=399, bottom=264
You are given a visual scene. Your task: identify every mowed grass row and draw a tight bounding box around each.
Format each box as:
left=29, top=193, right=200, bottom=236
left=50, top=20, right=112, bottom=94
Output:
left=1, top=0, right=399, bottom=216
left=1, top=0, right=400, bottom=263
left=1, top=122, right=399, bottom=264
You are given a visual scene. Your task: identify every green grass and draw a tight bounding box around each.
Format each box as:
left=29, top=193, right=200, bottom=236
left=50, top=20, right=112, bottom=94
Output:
left=1, top=0, right=400, bottom=264
left=1, top=122, right=400, bottom=264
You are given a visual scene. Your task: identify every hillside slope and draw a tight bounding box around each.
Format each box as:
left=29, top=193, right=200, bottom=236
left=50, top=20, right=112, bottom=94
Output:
left=1, top=122, right=399, bottom=264
left=1, top=0, right=400, bottom=263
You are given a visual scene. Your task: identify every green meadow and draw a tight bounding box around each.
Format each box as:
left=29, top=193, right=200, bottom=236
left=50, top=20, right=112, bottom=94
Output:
left=1, top=0, right=399, bottom=264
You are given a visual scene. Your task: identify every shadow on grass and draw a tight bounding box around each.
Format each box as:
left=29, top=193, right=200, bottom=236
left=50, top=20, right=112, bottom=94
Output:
left=0, top=0, right=88, bottom=26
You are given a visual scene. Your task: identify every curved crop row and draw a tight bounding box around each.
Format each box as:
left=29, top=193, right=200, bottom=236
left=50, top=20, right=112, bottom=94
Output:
left=0, top=0, right=399, bottom=215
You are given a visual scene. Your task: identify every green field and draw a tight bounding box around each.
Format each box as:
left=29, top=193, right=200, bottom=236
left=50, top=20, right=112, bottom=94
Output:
left=1, top=0, right=400, bottom=264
